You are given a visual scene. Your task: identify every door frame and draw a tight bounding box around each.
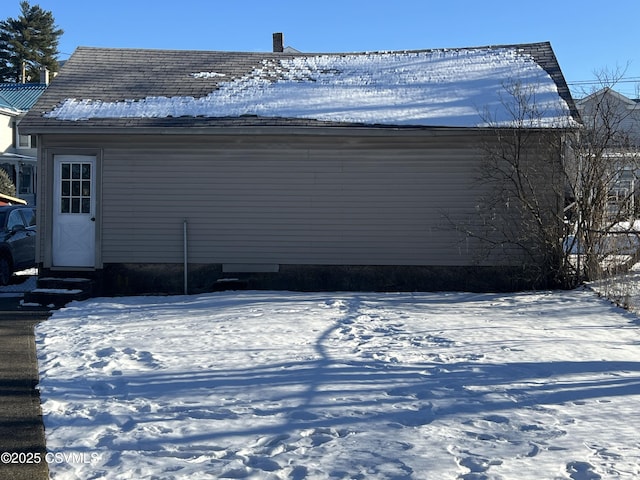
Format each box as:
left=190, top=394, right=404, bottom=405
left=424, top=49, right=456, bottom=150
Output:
left=44, top=149, right=102, bottom=270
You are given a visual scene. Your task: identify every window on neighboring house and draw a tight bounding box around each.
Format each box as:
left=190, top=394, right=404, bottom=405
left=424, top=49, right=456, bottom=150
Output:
left=19, top=165, right=33, bottom=194
left=18, top=133, right=30, bottom=148
left=608, top=165, right=640, bottom=217
left=17, top=133, right=37, bottom=149
left=15, top=124, right=36, bottom=149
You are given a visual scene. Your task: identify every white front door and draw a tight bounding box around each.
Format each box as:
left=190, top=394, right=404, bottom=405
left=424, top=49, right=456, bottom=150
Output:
left=52, top=155, right=96, bottom=267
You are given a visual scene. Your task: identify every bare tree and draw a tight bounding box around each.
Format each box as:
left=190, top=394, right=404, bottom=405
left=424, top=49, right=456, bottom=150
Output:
left=466, top=80, right=574, bottom=288
left=462, top=72, right=640, bottom=289
left=569, top=69, right=640, bottom=282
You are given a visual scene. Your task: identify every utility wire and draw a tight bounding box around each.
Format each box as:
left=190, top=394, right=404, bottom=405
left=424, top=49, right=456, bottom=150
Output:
left=567, top=78, right=640, bottom=86
left=567, top=77, right=640, bottom=99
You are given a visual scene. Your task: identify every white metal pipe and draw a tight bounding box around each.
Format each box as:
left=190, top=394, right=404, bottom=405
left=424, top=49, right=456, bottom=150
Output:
left=183, top=219, right=188, bottom=295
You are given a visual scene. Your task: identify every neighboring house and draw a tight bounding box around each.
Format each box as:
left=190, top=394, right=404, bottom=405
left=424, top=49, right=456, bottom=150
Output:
left=20, top=42, right=579, bottom=294
left=576, top=88, right=640, bottom=217
left=0, top=80, right=49, bottom=205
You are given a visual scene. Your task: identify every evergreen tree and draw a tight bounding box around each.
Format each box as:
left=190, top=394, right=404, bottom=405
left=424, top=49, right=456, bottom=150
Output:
left=0, top=169, right=16, bottom=197
left=0, top=1, right=63, bottom=83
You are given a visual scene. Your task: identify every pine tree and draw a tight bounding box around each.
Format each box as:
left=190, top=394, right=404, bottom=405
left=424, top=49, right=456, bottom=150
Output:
left=0, top=169, right=16, bottom=197
left=0, top=1, right=63, bottom=83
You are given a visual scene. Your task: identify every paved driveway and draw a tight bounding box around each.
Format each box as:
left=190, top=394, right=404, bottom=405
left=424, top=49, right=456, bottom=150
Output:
left=0, top=279, right=50, bottom=480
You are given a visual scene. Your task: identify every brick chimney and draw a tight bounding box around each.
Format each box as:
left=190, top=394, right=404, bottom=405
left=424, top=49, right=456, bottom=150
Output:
left=272, top=32, right=284, bottom=53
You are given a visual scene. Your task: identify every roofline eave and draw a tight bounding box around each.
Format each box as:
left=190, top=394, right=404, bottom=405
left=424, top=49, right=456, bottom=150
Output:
left=20, top=123, right=580, bottom=137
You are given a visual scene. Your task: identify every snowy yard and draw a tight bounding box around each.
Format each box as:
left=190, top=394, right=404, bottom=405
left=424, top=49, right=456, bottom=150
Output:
left=35, top=289, right=640, bottom=479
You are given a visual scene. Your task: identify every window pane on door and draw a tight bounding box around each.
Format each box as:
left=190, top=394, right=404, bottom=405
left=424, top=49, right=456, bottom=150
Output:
left=60, top=162, right=92, bottom=214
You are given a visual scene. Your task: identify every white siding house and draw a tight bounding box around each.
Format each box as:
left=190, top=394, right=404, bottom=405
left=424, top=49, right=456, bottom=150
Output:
left=0, top=83, right=48, bottom=205
left=576, top=88, right=640, bottom=217
left=20, top=42, right=579, bottom=294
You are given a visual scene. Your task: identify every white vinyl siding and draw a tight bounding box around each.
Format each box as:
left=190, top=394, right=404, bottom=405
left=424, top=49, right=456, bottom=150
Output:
left=39, top=131, right=556, bottom=268
left=104, top=137, right=474, bottom=266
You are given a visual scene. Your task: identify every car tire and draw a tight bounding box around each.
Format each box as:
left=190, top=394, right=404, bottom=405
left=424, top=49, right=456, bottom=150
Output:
left=0, top=255, right=12, bottom=286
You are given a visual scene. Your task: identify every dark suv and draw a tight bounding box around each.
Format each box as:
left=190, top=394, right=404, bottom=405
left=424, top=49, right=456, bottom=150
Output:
left=0, top=206, right=36, bottom=285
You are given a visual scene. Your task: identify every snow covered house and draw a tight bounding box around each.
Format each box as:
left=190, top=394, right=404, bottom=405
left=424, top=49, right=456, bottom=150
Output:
left=20, top=42, right=579, bottom=294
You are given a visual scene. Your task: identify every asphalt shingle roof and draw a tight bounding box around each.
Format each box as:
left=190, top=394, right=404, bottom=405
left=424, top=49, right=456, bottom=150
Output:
left=20, top=42, right=579, bottom=132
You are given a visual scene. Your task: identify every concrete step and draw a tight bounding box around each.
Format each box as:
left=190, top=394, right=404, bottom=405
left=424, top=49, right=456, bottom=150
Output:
left=23, top=288, right=91, bottom=309
left=36, top=277, right=94, bottom=294
left=23, top=277, right=94, bottom=308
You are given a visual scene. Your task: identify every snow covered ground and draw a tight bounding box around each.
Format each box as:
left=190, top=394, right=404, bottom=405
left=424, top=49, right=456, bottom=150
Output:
left=35, top=289, right=640, bottom=479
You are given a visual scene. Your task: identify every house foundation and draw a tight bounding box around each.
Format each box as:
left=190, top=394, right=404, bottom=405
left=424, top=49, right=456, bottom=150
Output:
left=38, top=263, right=550, bottom=297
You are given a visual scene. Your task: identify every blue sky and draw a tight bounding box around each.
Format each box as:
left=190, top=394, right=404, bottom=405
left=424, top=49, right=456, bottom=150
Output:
left=2, top=0, right=639, bottom=98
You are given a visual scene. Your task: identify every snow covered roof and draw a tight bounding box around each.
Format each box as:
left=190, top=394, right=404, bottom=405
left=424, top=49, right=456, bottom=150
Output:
left=21, top=42, right=579, bottom=132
